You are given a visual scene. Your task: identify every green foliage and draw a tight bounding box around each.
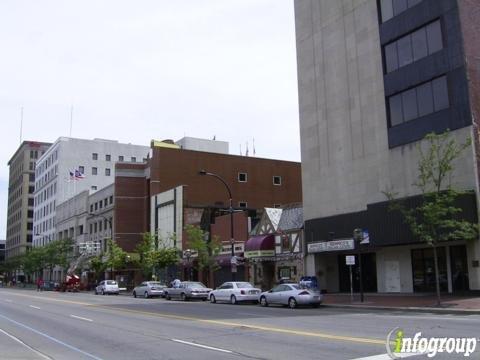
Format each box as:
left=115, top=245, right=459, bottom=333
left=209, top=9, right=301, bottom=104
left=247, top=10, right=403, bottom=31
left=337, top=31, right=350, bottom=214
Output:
left=185, top=224, right=222, bottom=273
left=89, top=254, right=107, bottom=281
left=106, top=239, right=129, bottom=271
left=134, top=232, right=179, bottom=279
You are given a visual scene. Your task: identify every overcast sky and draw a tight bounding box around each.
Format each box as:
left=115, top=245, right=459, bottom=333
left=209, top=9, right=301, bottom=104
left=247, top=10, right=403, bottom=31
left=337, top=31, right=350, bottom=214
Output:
left=0, top=0, right=300, bottom=239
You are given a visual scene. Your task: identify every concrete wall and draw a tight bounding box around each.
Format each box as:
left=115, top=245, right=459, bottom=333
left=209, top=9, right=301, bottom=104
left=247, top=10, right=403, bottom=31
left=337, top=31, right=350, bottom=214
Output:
left=294, top=0, right=478, bottom=223
left=376, top=246, right=413, bottom=293
left=175, top=137, right=229, bottom=155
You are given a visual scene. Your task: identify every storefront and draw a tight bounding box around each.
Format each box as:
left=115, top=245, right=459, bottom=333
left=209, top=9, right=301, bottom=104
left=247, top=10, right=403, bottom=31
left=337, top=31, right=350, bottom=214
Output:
left=245, top=235, right=276, bottom=291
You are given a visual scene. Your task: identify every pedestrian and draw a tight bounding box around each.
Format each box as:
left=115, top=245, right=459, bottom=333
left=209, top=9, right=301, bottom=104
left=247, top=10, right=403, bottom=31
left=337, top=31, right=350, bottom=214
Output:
left=37, top=277, right=44, bottom=291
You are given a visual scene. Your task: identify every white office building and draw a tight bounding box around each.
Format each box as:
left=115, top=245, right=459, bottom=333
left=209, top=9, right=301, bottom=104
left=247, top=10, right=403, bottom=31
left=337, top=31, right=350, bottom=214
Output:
left=33, top=137, right=149, bottom=247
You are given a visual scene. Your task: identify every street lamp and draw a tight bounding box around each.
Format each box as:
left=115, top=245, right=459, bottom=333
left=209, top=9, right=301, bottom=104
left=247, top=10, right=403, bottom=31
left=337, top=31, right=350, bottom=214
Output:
left=198, top=170, right=236, bottom=281
left=183, top=249, right=192, bottom=281
left=353, top=228, right=364, bottom=303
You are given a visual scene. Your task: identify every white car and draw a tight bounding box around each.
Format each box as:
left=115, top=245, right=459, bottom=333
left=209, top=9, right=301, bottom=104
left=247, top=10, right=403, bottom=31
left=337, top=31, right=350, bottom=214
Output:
left=258, top=283, right=322, bottom=308
left=133, top=281, right=166, bottom=298
left=209, top=282, right=261, bottom=304
left=95, top=280, right=119, bottom=295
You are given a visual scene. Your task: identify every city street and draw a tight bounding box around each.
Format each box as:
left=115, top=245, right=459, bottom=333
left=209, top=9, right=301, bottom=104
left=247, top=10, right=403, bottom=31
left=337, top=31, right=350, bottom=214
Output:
left=0, top=288, right=479, bottom=359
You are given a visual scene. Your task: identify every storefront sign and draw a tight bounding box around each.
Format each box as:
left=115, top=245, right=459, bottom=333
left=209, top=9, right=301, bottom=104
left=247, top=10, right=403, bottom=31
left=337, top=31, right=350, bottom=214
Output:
left=307, top=239, right=355, bottom=253
left=244, top=250, right=275, bottom=258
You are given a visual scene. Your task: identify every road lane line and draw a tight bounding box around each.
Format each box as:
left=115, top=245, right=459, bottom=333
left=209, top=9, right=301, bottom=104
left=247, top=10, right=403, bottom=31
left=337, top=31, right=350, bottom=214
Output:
left=171, top=339, right=233, bottom=353
left=70, top=315, right=93, bottom=322
left=0, top=328, right=53, bottom=360
left=29, top=305, right=41, bottom=309
left=0, top=313, right=104, bottom=360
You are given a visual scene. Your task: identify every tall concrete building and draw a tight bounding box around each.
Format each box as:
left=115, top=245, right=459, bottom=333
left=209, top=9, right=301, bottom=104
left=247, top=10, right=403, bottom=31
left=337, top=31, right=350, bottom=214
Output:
left=295, top=0, right=479, bottom=293
left=33, top=137, right=149, bottom=248
left=6, top=141, right=51, bottom=258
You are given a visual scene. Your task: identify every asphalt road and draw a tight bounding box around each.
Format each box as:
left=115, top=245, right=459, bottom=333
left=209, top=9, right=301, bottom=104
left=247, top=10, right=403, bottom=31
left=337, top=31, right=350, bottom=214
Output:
left=0, top=288, right=479, bottom=360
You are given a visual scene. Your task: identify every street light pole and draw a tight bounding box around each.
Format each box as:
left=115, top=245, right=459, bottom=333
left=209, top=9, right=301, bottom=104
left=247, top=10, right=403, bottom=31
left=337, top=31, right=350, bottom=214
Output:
left=198, top=170, right=236, bottom=281
left=353, top=228, right=364, bottom=303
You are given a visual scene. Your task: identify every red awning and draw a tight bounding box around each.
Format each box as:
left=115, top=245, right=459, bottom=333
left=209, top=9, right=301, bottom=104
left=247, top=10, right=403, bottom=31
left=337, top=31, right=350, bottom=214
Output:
left=244, top=235, right=275, bottom=258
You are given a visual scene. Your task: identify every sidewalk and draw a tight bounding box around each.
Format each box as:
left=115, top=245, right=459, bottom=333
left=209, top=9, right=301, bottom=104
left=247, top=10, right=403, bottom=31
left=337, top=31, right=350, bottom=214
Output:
left=322, top=293, right=480, bottom=314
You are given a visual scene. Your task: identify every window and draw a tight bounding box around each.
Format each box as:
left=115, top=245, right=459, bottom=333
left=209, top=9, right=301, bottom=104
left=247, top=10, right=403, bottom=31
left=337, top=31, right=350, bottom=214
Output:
left=99, top=221, right=102, bottom=231
left=78, top=166, right=84, bottom=174
left=91, top=186, right=97, bottom=191
left=95, top=203, right=98, bottom=211
left=105, top=154, right=111, bottom=161
left=109, top=196, right=113, bottom=204
left=238, top=172, right=247, bottom=182
left=383, top=20, right=442, bottom=73
left=118, top=155, right=124, bottom=161
left=105, top=168, right=111, bottom=176
left=99, top=201, right=103, bottom=209
left=104, top=199, right=108, bottom=207
left=238, top=201, right=247, bottom=208
left=131, top=156, right=136, bottom=162
left=273, top=176, right=282, bottom=186
left=273, top=204, right=281, bottom=208
left=380, top=0, right=422, bottom=22
left=388, top=75, right=449, bottom=127
left=90, top=204, right=94, bottom=213
left=92, top=153, right=98, bottom=160
left=92, top=167, right=97, bottom=175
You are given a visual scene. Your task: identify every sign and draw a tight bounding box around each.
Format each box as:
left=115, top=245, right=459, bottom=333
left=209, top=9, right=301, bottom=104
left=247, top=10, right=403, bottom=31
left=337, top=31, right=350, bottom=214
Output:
left=244, top=250, right=275, bottom=258
left=346, top=255, right=355, bottom=266
left=361, top=230, right=370, bottom=244
left=307, top=239, right=355, bottom=253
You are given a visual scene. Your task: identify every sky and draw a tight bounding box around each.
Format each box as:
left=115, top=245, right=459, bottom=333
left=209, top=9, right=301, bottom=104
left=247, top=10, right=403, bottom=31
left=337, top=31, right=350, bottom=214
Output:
left=0, top=0, right=300, bottom=239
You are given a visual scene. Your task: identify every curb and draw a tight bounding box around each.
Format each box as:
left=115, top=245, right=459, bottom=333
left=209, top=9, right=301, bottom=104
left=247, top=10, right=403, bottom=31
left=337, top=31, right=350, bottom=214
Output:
left=322, top=303, right=480, bottom=315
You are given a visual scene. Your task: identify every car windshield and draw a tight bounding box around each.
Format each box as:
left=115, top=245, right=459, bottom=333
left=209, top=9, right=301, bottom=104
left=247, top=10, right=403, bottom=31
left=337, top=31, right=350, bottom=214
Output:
left=106, top=281, right=117, bottom=285
left=290, top=284, right=301, bottom=290
left=187, top=282, right=206, bottom=288
left=236, top=282, right=253, bottom=288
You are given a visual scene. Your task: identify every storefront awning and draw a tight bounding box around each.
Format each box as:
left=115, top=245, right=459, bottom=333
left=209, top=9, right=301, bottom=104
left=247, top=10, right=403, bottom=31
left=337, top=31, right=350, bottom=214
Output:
left=244, top=235, right=275, bottom=258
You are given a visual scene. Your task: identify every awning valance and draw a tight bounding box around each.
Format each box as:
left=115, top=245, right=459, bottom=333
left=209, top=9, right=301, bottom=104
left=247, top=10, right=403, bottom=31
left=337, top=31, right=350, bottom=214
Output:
left=244, top=235, right=275, bottom=258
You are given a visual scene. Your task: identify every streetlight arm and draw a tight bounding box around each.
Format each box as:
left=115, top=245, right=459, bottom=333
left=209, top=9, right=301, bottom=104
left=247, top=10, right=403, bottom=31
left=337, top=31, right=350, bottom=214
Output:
left=198, top=170, right=232, bottom=200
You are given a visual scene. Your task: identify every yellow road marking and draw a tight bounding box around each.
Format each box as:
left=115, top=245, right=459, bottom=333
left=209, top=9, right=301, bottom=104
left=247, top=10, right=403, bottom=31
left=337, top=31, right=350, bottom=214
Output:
left=2, top=291, right=385, bottom=346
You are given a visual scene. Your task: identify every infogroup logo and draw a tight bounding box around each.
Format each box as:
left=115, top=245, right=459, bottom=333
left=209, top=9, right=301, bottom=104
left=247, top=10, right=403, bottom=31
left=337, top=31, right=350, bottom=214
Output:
left=386, top=328, right=478, bottom=358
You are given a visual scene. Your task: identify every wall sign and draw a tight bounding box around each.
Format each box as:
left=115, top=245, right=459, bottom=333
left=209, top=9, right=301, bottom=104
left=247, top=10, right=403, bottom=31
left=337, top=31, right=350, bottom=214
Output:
left=307, top=239, right=355, bottom=253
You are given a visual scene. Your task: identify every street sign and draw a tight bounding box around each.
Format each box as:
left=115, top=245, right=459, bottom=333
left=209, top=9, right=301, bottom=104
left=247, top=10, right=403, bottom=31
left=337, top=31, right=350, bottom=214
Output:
left=346, top=255, right=355, bottom=266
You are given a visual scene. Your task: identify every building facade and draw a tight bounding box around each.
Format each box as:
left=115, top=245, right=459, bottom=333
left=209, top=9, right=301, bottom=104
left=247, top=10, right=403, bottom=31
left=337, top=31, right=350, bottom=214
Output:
left=6, top=141, right=51, bottom=259
left=33, top=137, right=149, bottom=248
left=295, top=0, right=480, bottom=293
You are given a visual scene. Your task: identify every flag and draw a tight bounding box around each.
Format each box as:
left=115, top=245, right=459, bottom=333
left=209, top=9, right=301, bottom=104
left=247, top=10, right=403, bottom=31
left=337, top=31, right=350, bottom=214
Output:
left=75, top=169, right=85, bottom=179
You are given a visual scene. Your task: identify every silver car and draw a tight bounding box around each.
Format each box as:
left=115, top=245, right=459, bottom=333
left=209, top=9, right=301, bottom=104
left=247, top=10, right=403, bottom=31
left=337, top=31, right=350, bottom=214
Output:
left=95, top=280, right=119, bottom=295
left=133, top=281, right=166, bottom=298
left=164, top=281, right=212, bottom=301
left=258, top=283, right=322, bottom=308
left=209, top=282, right=261, bottom=304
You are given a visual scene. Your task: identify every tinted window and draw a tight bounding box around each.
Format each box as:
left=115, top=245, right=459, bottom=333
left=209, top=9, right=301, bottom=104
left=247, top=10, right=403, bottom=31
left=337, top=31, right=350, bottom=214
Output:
left=397, top=36, right=412, bottom=67
left=389, top=95, right=403, bottom=126
left=385, top=43, right=398, bottom=73
left=392, top=0, right=407, bottom=15
left=411, top=27, right=428, bottom=62
left=408, top=0, right=422, bottom=6
left=236, top=282, right=253, bottom=289
left=427, top=21, right=442, bottom=54
left=381, top=0, right=393, bottom=22
left=432, top=76, right=449, bottom=111
left=402, top=88, right=418, bottom=121
left=416, top=82, right=434, bottom=116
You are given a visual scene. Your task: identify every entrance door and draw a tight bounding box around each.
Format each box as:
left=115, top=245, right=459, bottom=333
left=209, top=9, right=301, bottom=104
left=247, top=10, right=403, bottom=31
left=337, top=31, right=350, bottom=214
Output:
left=385, top=260, right=401, bottom=292
left=411, top=247, right=447, bottom=292
left=338, top=253, right=377, bottom=292
left=450, top=245, right=469, bottom=292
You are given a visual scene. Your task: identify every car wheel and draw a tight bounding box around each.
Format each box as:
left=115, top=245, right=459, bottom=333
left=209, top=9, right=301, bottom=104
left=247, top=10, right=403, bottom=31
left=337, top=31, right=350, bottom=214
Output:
left=133, top=291, right=137, bottom=298
left=144, top=291, right=149, bottom=299
left=260, top=296, right=268, bottom=307
left=180, top=293, right=187, bottom=302
left=231, top=295, right=237, bottom=305
left=165, top=293, right=171, bottom=300
left=101, top=289, right=105, bottom=295
left=95, top=289, right=98, bottom=295
left=288, top=297, right=297, bottom=309
left=312, top=303, right=320, bottom=308
left=210, top=295, right=216, bottom=303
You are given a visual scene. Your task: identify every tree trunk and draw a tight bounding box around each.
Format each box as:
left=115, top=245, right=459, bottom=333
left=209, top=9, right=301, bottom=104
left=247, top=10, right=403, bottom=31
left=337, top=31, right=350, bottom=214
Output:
left=432, top=245, right=442, bottom=306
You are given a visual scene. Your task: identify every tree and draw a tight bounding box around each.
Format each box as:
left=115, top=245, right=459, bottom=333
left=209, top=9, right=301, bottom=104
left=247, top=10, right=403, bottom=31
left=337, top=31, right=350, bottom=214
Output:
left=385, top=131, right=478, bottom=305
left=89, top=254, right=107, bottom=282
left=184, top=225, right=222, bottom=283
left=106, top=239, right=129, bottom=277
left=134, top=232, right=179, bottom=280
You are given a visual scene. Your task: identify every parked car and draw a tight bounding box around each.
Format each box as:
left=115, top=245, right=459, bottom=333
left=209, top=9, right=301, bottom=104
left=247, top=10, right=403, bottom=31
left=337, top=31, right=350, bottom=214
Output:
left=164, top=281, right=212, bottom=301
left=133, top=281, right=166, bottom=298
left=258, top=283, right=322, bottom=308
left=95, top=280, right=119, bottom=295
left=209, top=282, right=261, bottom=304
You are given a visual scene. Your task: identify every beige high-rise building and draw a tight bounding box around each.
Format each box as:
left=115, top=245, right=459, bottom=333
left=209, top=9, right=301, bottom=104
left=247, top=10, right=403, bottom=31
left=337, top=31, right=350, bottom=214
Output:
left=6, top=141, right=51, bottom=259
